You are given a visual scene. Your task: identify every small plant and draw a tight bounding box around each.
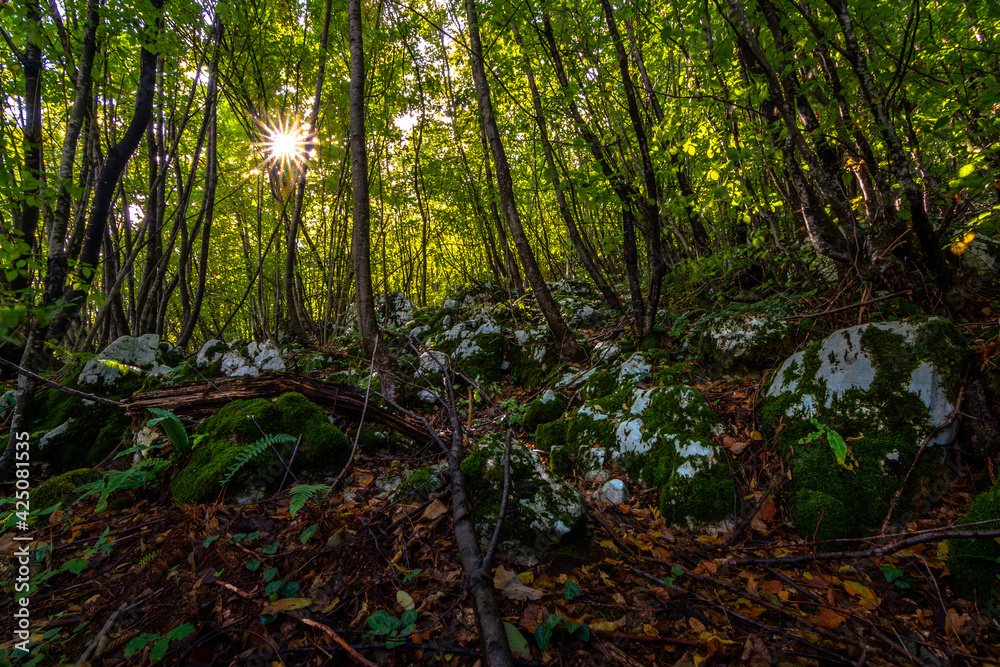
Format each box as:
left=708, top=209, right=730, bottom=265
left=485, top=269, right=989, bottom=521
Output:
left=288, top=483, right=331, bottom=517
left=77, top=460, right=171, bottom=513
left=535, top=612, right=590, bottom=651
left=798, top=418, right=854, bottom=470
left=219, top=433, right=296, bottom=486
left=146, top=408, right=191, bottom=454
left=124, top=623, right=195, bottom=661
left=366, top=608, right=418, bottom=648
left=881, top=565, right=911, bottom=590
left=499, top=397, right=529, bottom=427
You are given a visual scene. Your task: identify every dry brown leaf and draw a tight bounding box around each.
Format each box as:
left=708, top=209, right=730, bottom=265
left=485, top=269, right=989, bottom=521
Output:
left=421, top=498, right=449, bottom=520
left=494, top=564, right=544, bottom=601
left=809, top=606, right=847, bottom=629
left=688, top=616, right=707, bottom=634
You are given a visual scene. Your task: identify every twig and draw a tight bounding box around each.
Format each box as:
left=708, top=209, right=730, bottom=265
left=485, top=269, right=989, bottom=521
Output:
left=483, top=426, right=513, bottom=567
left=329, top=341, right=379, bottom=493
left=785, top=291, right=911, bottom=320
left=730, top=528, right=1000, bottom=566
left=77, top=589, right=160, bottom=663
left=880, top=386, right=964, bottom=534
left=0, top=356, right=124, bottom=407
left=289, top=614, right=378, bottom=666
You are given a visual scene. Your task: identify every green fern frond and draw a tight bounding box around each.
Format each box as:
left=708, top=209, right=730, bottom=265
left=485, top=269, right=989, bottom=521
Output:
left=220, top=433, right=296, bottom=486
left=288, top=483, right=332, bottom=518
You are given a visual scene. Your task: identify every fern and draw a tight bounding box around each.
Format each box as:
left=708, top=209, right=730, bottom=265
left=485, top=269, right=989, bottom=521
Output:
left=288, top=483, right=332, bottom=518
left=219, top=433, right=296, bottom=486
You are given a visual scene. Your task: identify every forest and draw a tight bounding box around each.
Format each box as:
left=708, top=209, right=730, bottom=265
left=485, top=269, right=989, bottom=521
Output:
left=1, top=0, right=1000, bottom=663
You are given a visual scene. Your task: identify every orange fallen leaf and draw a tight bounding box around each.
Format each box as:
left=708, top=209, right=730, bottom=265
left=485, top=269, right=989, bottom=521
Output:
left=809, top=606, right=847, bottom=630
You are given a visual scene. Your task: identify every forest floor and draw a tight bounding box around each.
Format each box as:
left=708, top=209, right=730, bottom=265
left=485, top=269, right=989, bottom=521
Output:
left=4, top=300, right=1000, bottom=666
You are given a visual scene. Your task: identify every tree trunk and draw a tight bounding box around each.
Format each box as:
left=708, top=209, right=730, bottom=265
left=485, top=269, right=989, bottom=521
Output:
left=512, top=23, right=621, bottom=313
left=348, top=0, right=399, bottom=400
left=466, top=0, right=582, bottom=359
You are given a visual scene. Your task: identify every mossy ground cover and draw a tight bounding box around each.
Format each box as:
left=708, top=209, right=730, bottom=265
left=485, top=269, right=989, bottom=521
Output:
left=171, top=392, right=349, bottom=504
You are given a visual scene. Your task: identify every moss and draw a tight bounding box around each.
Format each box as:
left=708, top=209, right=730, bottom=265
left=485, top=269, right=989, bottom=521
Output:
left=393, top=467, right=445, bottom=503
left=789, top=488, right=858, bottom=543
left=949, top=485, right=1000, bottom=604
left=31, top=389, right=131, bottom=472
left=638, top=385, right=721, bottom=437
left=658, top=455, right=735, bottom=525
left=534, top=420, right=569, bottom=452
left=549, top=445, right=571, bottom=477
left=31, top=468, right=103, bottom=519
left=523, top=391, right=567, bottom=431
left=458, top=333, right=506, bottom=384
left=653, top=363, right=696, bottom=387
left=579, top=371, right=616, bottom=400
left=566, top=409, right=615, bottom=455
left=172, top=393, right=349, bottom=504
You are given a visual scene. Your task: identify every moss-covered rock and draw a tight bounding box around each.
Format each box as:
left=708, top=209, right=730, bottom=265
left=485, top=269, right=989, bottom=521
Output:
left=510, top=326, right=559, bottom=388
left=579, top=371, right=616, bottom=400
left=534, top=420, right=569, bottom=452
left=30, top=468, right=104, bottom=520
left=393, top=465, right=447, bottom=503
left=461, top=434, right=587, bottom=566
left=31, top=389, right=131, bottom=472
left=698, top=314, right=795, bottom=379
left=171, top=392, right=349, bottom=504
left=948, top=486, right=1000, bottom=604
left=549, top=445, right=571, bottom=477
left=523, top=390, right=567, bottom=432
left=762, top=318, right=968, bottom=541
left=561, top=382, right=732, bottom=526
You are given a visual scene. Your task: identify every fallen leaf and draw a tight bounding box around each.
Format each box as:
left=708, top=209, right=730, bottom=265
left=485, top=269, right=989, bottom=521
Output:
left=945, top=608, right=971, bottom=638
left=494, top=564, right=543, bottom=600
left=421, top=499, right=449, bottom=520
left=843, top=581, right=880, bottom=610
left=262, top=598, right=313, bottom=613
left=809, top=606, right=847, bottom=629
left=689, top=617, right=707, bottom=633
left=397, top=590, right=414, bottom=611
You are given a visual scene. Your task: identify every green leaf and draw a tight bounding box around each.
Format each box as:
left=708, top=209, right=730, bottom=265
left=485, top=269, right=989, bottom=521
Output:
left=826, top=427, right=848, bottom=467
left=402, top=568, right=422, bottom=583
left=563, top=621, right=590, bottom=642
left=535, top=623, right=554, bottom=651
left=544, top=613, right=564, bottom=630
left=246, top=559, right=261, bottom=572
left=262, top=540, right=279, bottom=555
left=264, top=567, right=278, bottom=582
left=300, top=524, right=318, bottom=544
left=146, top=408, right=189, bottom=453
left=124, top=633, right=160, bottom=658
left=504, top=622, right=530, bottom=658
left=203, top=535, right=220, bottom=548
left=367, top=609, right=400, bottom=634
left=63, top=558, right=89, bottom=574
left=563, top=580, right=581, bottom=600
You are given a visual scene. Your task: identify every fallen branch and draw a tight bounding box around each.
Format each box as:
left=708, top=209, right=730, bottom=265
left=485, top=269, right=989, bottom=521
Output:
left=121, top=374, right=429, bottom=443
left=0, top=356, right=124, bottom=408
left=729, top=528, right=1000, bottom=566
left=785, top=291, right=911, bottom=320
left=880, top=386, right=965, bottom=534
left=290, top=614, right=378, bottom=667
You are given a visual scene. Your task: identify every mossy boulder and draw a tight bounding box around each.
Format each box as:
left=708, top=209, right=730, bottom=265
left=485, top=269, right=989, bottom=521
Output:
left=171, top=392, right=349, bottom=504
left=31, top=468, right=104, bottom=520
left=533, top=420, right=569, bottom=452
left=31, top=389, right=131, bottom=472
left=461, top=434, right=587, bottom=566
left=762, top=318, right=968, bottom=541
left=393, top=465, right=447, bottom=503
left=510, top=326, right=559, bottom=388
left=523, top=390, right=567, bottom=432
left=698, top=314, right=795, bottom=379
left=561, top=383, right=732, bottom=526
left=948, top=485, right=1000, bottom=605
left=77, top=334, right=179, bottom=388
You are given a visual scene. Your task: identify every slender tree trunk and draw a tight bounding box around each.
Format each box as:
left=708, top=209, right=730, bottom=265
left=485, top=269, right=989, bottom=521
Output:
left=512, top=23, right=621, bottom=312
left=466, top=0, right=582, bottom=359
left=539, top=12, right=646, bottom=334
left=348, top=0, right=399, bottom=400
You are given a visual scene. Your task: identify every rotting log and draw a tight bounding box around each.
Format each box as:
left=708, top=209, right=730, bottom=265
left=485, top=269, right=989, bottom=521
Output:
left=121, top=374, right=429, bottom=443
